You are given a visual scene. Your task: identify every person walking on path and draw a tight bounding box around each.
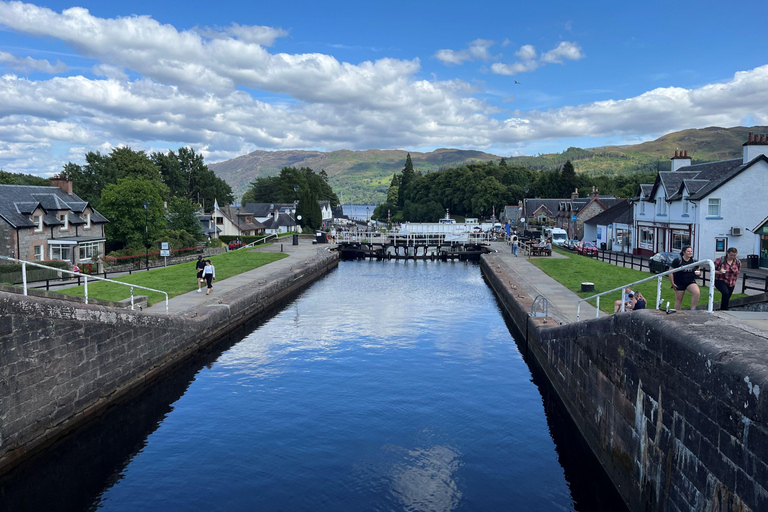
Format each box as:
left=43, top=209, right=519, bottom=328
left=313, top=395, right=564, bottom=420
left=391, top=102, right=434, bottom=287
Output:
left=196, top=255, right=206, bottom=293
left=511, top=234, right=519, bottom=256
left=669, top=246, right=701, bottom=310
left=203, top=259, right=216, bottom=295
left=713, top=247, right=741, bottom=311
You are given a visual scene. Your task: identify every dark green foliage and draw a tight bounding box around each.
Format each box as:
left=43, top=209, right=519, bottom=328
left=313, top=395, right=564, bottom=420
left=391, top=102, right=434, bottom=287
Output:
left=560, top=160, right=577, bottom=197
left=160, top=229, right=199, bottom=252
left=0, top=170, right=51, bottom=186
left=168, top=197, right=204, bottom=240
left=242, top=166, right=339, bottom=208
left=152, top=147, right=233, bottom=208
left=98, top=177, right=167, bottom=250
left=297, top=186, right=323, bottom=230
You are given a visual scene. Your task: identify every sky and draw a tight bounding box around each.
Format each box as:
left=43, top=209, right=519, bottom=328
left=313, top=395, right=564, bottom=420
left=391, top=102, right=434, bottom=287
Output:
left=1, top=0, right=768, bottom=177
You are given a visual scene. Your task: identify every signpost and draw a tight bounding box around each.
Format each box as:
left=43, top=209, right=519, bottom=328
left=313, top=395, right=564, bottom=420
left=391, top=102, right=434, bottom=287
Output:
left=160, top=242, right=170, bottom=266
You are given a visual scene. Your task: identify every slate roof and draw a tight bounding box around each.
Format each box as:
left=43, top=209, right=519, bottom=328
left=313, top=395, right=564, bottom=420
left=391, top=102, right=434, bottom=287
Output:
left=645, top=156, right=766, bottom=202
left=219, top=205, right=266, bottom=232
left=261, top=212, right=296, bottom=230
left=243, top=203, right=274, bottom=217
left=584, top=199, right=633, bottom=226
left=0, top=184, right=107, bottom=229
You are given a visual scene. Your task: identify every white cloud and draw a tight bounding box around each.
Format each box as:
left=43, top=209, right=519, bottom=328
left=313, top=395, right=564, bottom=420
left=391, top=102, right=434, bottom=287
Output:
left=434, top=39, right=495, bottom=66
left=196, top=23, right=288, bottom=46
left=491, top=41, right=584, bottom=76
left=0, top=51, right=67, bottom=73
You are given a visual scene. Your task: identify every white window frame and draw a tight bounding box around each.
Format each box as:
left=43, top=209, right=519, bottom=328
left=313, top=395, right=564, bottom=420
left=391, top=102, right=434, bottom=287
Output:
left=640, top=202, right=645, bottom=214
left=34, top=245, right=43, bottom=261
left=708, top=198, right=721, bottom=217
left=657, top=198, right=666, bottom=215
left=49, top=244, right=72, bottom=261
left=683, top=201, right=689, bottom=215
left=33, top=214, right=43, bottom=232
left=640, top=227, right=654, bottom=249
left=58, top=212, right=69, bottom=230
left=84, top=212, right=91, bottom=229
left=78, top=241, right=99, bottom=261
left=672, top=230, right=690, bottom=251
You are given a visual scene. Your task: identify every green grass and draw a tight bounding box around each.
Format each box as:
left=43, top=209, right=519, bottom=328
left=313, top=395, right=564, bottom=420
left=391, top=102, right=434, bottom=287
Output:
left=57, top=249, right=288, bottom=306
left=529, top=248, right=739, bottom=312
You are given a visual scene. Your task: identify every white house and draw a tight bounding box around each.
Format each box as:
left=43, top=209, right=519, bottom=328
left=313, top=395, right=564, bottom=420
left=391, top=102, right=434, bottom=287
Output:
left=583, top=199, right=633, bottom=252
left=632, top=134, right=768, bottom=263
left=210, top=200, right=265, bottom=238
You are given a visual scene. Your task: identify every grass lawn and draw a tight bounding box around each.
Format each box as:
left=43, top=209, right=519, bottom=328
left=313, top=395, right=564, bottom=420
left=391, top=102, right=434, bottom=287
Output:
left=529, top=248, right=739, bottom=313
left=57, top=249, right=288, bottom=306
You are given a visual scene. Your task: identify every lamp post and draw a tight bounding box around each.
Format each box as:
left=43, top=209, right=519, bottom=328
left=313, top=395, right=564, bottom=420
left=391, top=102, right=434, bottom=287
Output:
left=293, top=185, right=299, bottom=232
left=143, top=200, right=149, bottom=270
left=367, top=206, right=370, bottom=227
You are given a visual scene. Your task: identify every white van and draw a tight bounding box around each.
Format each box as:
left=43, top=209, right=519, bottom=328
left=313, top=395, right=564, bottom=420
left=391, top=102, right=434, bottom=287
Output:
left=545, top=228, right=568, bottom=246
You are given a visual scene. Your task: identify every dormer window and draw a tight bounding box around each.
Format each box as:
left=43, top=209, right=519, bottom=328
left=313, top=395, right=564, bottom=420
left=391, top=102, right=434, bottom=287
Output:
left=58, top=213, right=69, bottom=230
left=85, top=212, right=91, bottom=228
left=33, top=214, right=43, bottom=232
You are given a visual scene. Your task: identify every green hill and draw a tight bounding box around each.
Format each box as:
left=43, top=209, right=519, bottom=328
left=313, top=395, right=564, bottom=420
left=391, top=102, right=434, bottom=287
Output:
left=209, top=126, right=768, bottom=203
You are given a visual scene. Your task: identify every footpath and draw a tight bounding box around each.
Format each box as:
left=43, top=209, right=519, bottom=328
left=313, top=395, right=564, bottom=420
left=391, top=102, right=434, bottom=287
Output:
left=146, top=237, right=332, bottom=317
left=486, top=241, right=768, bottom=337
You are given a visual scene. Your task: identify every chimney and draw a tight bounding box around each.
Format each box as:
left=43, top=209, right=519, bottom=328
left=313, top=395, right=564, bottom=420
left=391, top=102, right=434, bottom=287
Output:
left=670, top=148, right=692, bottom=172
left=590, top=186, right=599, bottom=200
left=571, top=188, right=579, bottom=200
left=49, top=176, right=73, bottom=195
left=743, top=132, right=768, bottom=164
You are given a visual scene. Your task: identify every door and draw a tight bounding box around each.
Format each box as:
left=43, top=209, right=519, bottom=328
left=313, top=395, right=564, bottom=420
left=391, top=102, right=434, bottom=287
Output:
left=657, top=228, right=666, bottom=252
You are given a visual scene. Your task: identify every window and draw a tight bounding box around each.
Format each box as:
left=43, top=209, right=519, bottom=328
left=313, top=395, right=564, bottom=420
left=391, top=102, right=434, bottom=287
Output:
left=33, top=214, right=43, bottom=231
left=640, top=202, right=645, bottom=214
left=640, top=228, right=654, bottom=249
left=84, top=212, right=91, bottom=228
left=616, top=228, right=630, bottom=248
left=58, top=213, right=69, bottom=230
left=49, top=244, right=71, bottom=261
left=216, top=217, right=224, bottom=225
left=683, top=201, right=689, bottom=215
left=34, top=245, right=43, bottom=261
left=708, top=198, right=721, bottom=217
left=657, top=198, right=666, bottom=215
left=79, top=242, right=99, bottom=261
left=672, top=230, right=690, bottom=251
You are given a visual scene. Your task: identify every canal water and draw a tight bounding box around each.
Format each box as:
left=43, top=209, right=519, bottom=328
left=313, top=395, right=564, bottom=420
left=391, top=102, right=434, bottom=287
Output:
left=1, top=261, right=626, bottom=512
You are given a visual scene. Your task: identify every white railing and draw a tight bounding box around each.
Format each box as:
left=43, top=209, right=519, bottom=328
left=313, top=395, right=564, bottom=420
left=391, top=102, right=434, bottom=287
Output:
left=0, top=255, right=169, bottom=314
left=339, top=231, right=495, bottom=245
left=242, top=232, right=278, bottom=248
left=576, top=259, right=716, bottom=321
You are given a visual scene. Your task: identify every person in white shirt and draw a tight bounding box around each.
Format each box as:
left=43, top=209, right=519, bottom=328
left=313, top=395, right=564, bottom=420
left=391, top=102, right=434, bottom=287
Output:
left=203, top=260, right=216, bottom=295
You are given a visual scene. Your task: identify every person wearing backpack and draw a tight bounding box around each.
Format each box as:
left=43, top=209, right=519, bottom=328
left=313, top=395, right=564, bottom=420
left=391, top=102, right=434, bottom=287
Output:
left=713, top=247, right=741, bottom=311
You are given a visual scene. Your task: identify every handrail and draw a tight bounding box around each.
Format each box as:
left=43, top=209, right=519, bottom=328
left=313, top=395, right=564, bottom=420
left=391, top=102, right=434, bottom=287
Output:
left=243, top=232, right=278, bottom=248
left=531, top=295, right=548, bottom=317
left=576, top=259, right=716, bottom=321
left=0, top=255, right=170, bottom=315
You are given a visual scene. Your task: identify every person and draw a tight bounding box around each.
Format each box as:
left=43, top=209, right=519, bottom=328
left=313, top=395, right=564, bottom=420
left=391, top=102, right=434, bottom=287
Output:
left=669, top=245, right=701, bottom=310
left=330, top=228, right=337, bottom=243
left=632, top=292, right=647, bottom=310
left=203, top=259, right=216, bottom=295
left=615, top=286, right=634, bottom=312
left=72, top=264, right=80, bottom=274
left=545, top=237, right=552, bottom=251
left=511, top=234, right=519, bottom=256
left=196, top=255, right=206, bottom=293
left=713, top=247, right=741, bottom=311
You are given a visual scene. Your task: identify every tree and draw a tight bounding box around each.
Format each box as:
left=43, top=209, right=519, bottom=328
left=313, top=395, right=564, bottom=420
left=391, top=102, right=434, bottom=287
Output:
left=168, top=197, right=204, bottom=240
left=560, top=160, right=577, bottom=197
left=152, top=147, right=233, bottom=208
left=98, top=177, right=167, bottom=250
left=397, top=153, right=415, bottom=208
left=242, top=166, right=338, bottom=207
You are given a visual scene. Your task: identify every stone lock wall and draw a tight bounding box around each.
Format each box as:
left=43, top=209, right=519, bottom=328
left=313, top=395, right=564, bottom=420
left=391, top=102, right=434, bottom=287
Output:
left=0, top=250, right=339, bottom=472
left=481, top=255, right=768, bottom=512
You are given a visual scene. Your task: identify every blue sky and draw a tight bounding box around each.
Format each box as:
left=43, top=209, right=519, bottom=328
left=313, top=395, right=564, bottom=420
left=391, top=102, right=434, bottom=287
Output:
left=0, top=0, right=767, bottom=176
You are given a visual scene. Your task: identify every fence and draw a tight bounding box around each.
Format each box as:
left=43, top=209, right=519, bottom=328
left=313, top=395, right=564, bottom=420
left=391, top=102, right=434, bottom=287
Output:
left=576, top=259, right=717, bottom=321
left=0, top=255, right=169, bottom=314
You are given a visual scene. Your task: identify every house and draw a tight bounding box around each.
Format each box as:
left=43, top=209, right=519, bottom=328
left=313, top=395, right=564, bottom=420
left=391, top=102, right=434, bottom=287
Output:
left=501, top=205, right=523, bottom=228
left=0, top=178, right=108, bottom=264
left=210, top=201, right=266, bottom=238
left=632, top=133, right=768, bottom=262
left=523, top=188, right=620, bottom=239
left=260, top=209, right=298, bottom=234
left=244, top=201, right=333, bottom=226
left=582, top=199, right=633, bottom=252
left=196, top=213, right=221, bottom=240
left=752, top=215, right=768, bottom=268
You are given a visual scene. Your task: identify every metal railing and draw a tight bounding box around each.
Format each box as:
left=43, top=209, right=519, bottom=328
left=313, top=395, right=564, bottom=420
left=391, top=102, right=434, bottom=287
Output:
left=0, top=255, right=169, bottom=314
left=243, top=232, right=278, bottom=248
left=531, top=295, right=549, bottom=317
left=576, top=259, right=716, bottom=321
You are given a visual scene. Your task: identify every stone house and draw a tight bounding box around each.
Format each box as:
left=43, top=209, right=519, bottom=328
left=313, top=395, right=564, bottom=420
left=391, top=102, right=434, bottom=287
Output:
left=0, top=178, right=108, bottom=264
left=632, top=134, right=768, bottom=262
left=582, top=199, right=633, bottom=252
left=524, top=188, right=620, bottom=239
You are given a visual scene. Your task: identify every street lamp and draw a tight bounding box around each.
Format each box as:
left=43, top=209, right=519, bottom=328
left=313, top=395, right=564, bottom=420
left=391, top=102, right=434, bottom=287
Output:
left=143, top=200, right=149, bottom=270
left=367, top=206, right=370, bottom=226
left=293, top=185, right=299, bottom=232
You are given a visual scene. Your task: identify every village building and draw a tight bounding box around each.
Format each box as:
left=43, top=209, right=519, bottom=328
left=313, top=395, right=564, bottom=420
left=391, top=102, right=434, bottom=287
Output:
left=0, top=178, right=108, bottom=265
left=632, top=133, right=768, bottom=263
left=582, top=199, right=633, bottom=252
left=210, top=201, right=266, bottom=238
left=523, top=188, right=620, bottom=239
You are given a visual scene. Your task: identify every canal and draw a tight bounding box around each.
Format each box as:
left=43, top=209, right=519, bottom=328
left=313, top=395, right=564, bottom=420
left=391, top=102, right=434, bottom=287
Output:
left=1, top=260, right=626, bottom=512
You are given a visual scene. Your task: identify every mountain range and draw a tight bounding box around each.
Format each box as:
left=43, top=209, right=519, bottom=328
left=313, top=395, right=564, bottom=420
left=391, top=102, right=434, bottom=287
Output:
left=209, top=125, right=768, bottom=204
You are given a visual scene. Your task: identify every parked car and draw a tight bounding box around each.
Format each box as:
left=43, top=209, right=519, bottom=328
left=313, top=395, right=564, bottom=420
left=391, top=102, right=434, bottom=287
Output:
left=228, top=240, right=244, bottom=250
left=577, top=241, right=598, bottom=256
left=649, top=251, right=678, bottom=273
left=565, top=239, right=580, bottom=250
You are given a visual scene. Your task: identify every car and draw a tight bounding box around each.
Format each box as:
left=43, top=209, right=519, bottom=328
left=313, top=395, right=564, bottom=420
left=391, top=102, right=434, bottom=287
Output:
left=577, top=241, right=598, bottom=256
left=565, top=239, right=580, bottom=250
left=228, top=240, right=244, bottom=250
left=649, top=251, right=678, bottom=273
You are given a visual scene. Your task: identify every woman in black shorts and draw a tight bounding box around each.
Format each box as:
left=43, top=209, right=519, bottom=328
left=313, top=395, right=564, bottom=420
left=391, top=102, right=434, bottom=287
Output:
left=196, top=255, right=206, bottom=292
left=669, top=245, right=701, bottom=310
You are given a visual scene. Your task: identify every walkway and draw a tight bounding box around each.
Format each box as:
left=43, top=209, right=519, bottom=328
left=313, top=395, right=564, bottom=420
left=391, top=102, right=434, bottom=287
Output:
left=486, top=242, right=768, bottom=336
left=145, top=238, right=332, bottom=317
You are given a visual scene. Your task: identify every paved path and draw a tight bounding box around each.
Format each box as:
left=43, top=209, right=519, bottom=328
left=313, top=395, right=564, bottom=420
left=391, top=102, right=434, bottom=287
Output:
left=146, top=238, right=332, bottom=317
left=486, top=242, right=768, bottom=335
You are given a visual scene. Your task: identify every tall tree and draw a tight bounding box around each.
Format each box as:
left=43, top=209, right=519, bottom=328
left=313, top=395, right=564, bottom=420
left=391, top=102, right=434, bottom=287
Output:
left=397, top=153, right=415, bottom=208
left=168, top=197, right=204, bottom=240
left=560, top=160, right=577, bottom=197
left=98, top=177, right=167, bottom=249
left=152, top=147, right=233, bottom=208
